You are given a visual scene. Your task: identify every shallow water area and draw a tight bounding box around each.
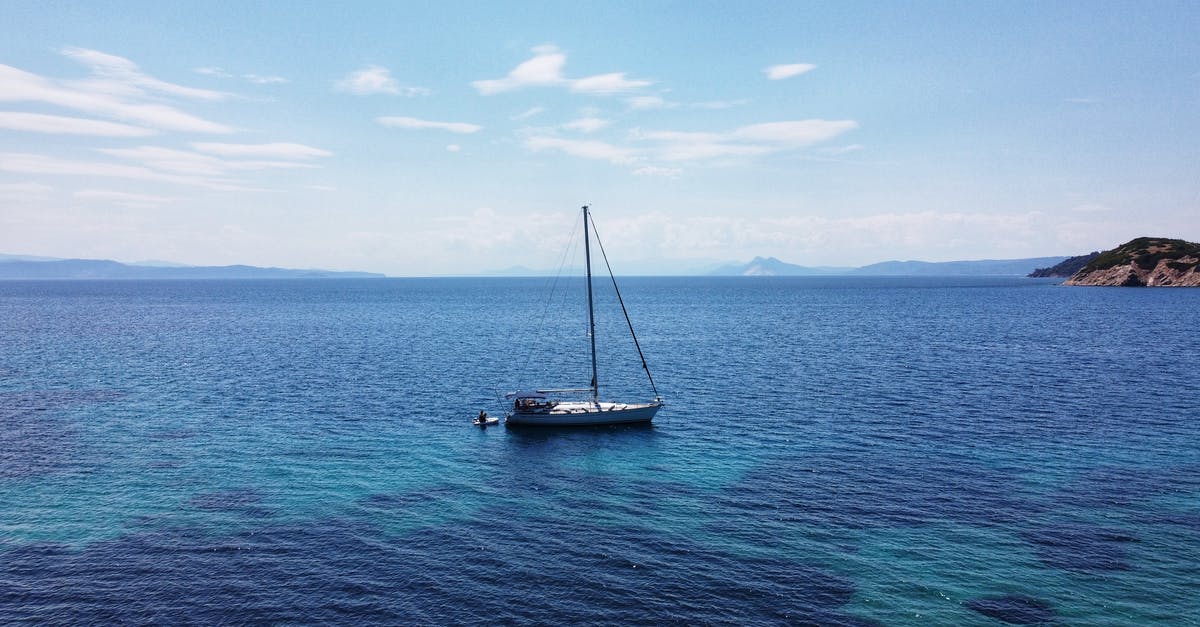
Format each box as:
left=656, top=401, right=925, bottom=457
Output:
left=1, top=277, right=1198, bottom=624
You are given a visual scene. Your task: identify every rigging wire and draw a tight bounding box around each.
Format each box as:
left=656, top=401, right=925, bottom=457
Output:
left=587, top=211, right=661, bottom=399
left=514, top=214, right=581, bottom=388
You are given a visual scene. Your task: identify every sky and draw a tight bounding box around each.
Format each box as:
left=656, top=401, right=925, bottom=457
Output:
left=1, top=1, right=1198, bottom=275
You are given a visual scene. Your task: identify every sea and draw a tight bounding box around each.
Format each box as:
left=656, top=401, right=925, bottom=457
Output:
left=1, top=276, right=1197, bottom=625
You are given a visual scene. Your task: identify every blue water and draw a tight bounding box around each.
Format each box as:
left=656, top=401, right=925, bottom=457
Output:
left=1, top=277, right=1198, bottom=625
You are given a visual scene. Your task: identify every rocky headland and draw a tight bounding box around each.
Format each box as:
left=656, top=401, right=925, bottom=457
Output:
left=1064, top=237, right=1200, bottom=287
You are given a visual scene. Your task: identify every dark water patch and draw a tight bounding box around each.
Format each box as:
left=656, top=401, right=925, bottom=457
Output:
left=1022, top=524, right=1137, bottom=572
left=1054, top=464, right=1200, bottom=510
left=0, top=513, right=870, bottom=625
left=1133, top=510, right=1200, bottom=532
left=0, top=390, right=119, bottom=478
left=965, top=594, right=1056, bottom=624
left=186, top=488, right=272, bottom=518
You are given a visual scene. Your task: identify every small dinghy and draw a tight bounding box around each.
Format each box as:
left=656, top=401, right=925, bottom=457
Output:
left=473, top=411, right=499, bottom=427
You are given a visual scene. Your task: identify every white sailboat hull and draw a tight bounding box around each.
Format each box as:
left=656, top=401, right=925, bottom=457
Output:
left=506, top=401, right=662, bottom=426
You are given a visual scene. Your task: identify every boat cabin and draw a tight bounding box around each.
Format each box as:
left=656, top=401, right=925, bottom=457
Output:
left=508, top=391, right=558, bottom=413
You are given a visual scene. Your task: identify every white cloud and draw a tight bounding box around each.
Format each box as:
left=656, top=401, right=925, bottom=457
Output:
left=100, top=146, right=320, bottom=176
left=191, top=142, right=332, bottom=159
left=0, top=112, right=155, bottom=137
left=562, top=117, right=610, bottom=133
left=730, top=120, right=858, bottom=145
left=525, top=136, right=638, bottom=165
left=62, top=47, right=230, bottom=101
left=826, top=144, right=864, bottom=155
left=0, top=182, right=53, bottom=200
left=764, top=63, right=816, bottom=80
left=194, top=67, right=232, bottom=78
left=627, top=96, right=747, bottom=111
left=570, top=72, right=652, bottom=94
left=627, top=96, right=675, bottom=110
left=195, top=66, right=288, bottom=85
left=446, top=144, right=462, bottom=152
left=692, top=99, right=750, bottom=110
left=512, top=106, right=546, bottom=120
left=524, top=118, right=857, bottom=171
left=0, top=152, right=237, bottom=188
left=472, top=45, right=652, bottom=95
left=377, top=116, right=482, bottom=134
left=243, top=74, right=288, bottom=84
left=0, top=62, right=233, bottom=133
left=473, top=45, right=566, bottom=94
left=633, top=166, right=682, bottom=178
left=74, top=189, right=174, bottom=208
left=336, top=65, right=429, bottom=96
left=636, top=119, right=859, bottom=161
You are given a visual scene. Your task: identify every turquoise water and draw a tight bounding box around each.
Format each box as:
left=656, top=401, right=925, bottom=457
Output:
left=1, top=277, right=1198, bottom=624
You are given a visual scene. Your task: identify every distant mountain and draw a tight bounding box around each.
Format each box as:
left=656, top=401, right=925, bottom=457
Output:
left=0, top=253, right=63, bottom=262
left=709, top=256, right=852, bottom=276
left=1064, top=237, right=1200, bottom=287
left=0, top=257, right=385, bottom=280
left=850, top=257, right=1068, bottom=276
left=1028, top=252, right=1100, bottom=278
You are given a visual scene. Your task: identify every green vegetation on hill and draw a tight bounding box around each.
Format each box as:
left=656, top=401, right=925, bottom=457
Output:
left=1083, top=237, right=1200, bottom=272
left=1028, top=252, right=1099, bottom=278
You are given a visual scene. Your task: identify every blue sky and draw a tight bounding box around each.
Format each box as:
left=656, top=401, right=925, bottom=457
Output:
left=2, top=1, right=1198, bottom=275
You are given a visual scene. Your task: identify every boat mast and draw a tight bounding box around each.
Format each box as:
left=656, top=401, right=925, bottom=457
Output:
left=582, top=204, right=599, bottom=404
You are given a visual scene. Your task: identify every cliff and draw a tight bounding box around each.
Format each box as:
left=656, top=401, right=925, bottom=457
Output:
left=1064, top=237, right=1200, bottom=286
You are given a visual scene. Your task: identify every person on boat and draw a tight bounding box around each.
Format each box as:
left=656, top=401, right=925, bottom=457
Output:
left=478, top=410, right=488, bottom=424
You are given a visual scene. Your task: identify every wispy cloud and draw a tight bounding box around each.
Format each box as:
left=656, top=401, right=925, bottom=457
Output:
left=524, top=136, right=638, bottom=165
left=243, top=74, right=288, bottom=85
left=562, top=117, right=610, bottom=133
left=627, top=96, right=674, bottom=110
left=526, top=118, right=857, bottom=169
left=637, top=120, right=859, bottom=161
left=512, top=106, right=546, bottom=120
left=764, top=63, right=816, bottom=80
left=472, top=45, right=651, bottom=95
left=195, top=66, right=232, bottom=78
left=74, top=189, right=174, bottom=208
left=0, top=61, right=233, bottom=133
left=0, top=182, right=53, bottom=199
left=570, top=72, right=652, bottom=94
left=633, top=166, right=682, bottom=178
left=191, top=142, right=332, bottom=159
left=62, top=47, right=230, bottom=101
left=626, top=96, right=748, bottom=111
left=377, top=116, right=482, bottom=133
left=99, top=146, right=321, bottom=176
left=195, top=66, right=288, bottom=84
left=0, top=152, right=239, bottom=188
left=0, top=112, right=155, bottom=137
left=336, top=65, right=430, bottom=96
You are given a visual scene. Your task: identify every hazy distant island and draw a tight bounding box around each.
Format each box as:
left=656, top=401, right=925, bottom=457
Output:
left=708, top=255, right=1070, bottom=277
left=1060, top=237, right=1200, bottom=287
left=0, top=255, right=384, bottom=280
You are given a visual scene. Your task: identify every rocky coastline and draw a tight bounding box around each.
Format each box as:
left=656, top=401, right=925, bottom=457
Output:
left=1064, top=237, right=1200, bottom=287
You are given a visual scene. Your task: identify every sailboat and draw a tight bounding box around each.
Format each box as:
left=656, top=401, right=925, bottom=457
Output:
left=504, top=205, right=663, bottom=426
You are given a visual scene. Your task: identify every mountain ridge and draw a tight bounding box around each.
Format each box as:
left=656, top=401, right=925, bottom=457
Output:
left=0, top=257, right=385, bottom=280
